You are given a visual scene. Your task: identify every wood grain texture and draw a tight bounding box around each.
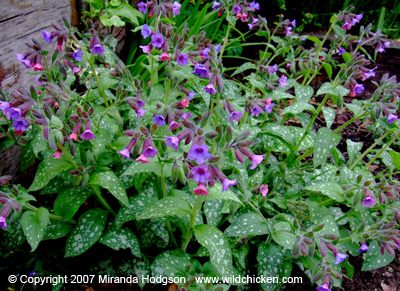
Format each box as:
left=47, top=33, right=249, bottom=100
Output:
left=0, top=0, right=77, bottom=91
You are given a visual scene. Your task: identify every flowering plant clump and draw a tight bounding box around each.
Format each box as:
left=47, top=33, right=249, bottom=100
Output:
left=2, top=2, right=400, bottom=290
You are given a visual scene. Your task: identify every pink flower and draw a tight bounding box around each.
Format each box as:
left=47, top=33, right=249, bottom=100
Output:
left=179, top=97, right=189, bottom=107
left=136, top=154, right=150, bottom=164
left=194, top=183, right=209, bottom=196
left=260, top=184, right=269, bottom=197
left=159, top=51, right=170, bottom=62
left=168, top=120, right=181, bottom=131
left=52, top=148, right=62, bottom=159
left=0, top=216, right=7, bottom=228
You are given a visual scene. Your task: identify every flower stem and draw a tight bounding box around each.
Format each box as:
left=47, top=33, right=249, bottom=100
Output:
left=25, top=203, right=76, bottom=224
left=219, top=22, right=232, bottom=58
left=165, top=79, right=171, bottom=105
left=362, top=130, right=400, bottom=171
left=43, top=55, right=52, bottom=83
left=349, top=130, right=393, bottom=170
left=181, top=203, right=197, bottom=252
left=90, top=184, right=117, bottom=216
left=333, top=107, right=367, bottom=134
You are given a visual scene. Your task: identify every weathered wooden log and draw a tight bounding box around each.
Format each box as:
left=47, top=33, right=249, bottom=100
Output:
left=0, top=0, right=79, bottom=91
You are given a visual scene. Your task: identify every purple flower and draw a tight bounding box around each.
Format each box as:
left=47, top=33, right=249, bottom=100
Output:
left=338, top=48, right=346, bottom=55
left=290, top=19, right=296, bottom=27
left=387, top=114, right=398, bottom=124
left=0, top=216, right=7, bottom=228
left=248, top=18, right=258, bottom=30
left=142, top=137, right=158, bottom=158
left=140, top=44, right=152, bottom=55
left=250, top=154, right=265, bottom=170
left=151, top=33, right=165, bottom=49
left=362, top=196, right=376, bottom=208
left=212, top=1, right=220, bottom=10
left=0, top=101, right=10, bottom=112
left=80, top=120, right=96, bottom=141
left=91, top=43, right=105, bottom=55
left=284, top=26, right=292, bottom=36
left=165, top=136, right=180, bottom=151
left=360, top=66, right=377, bottom=81
left=153, top=115, right=166, bottom=127
left=187, top=92, right=196, bottom=101
left=12, top=119, right=28, bottom=133
left=141, top=24, right=152, bottom=39
left=188, top=144, right=212, bottom=165
left=358, top=243, right=369, bottom=253
left=177, top=53, right=189, bottom=66
left=251, top=106, right=263, bottom=117
left=138, top=1, right=147, bottom=14
left=342, top=22, right=352, bottom=30
left=229, top=111, right=243, bottom=122
left=279, top=75, right=287, bottom=87
left=222, top=178, right=237, bottom=191
left=136, top=108, right=147, bottom=119
left=181, top=112, right=193, bottom=119
left=316, top=284, right=330, bottom=291
left=137, top=99, right=145, bottom=108
left=168, top=120, right=181, bottom=131
left=204, top=83, right=216, bottom=94
left=264, top=103, right=275, bottom=114
left=172, top=1, right=181, bottom=17
left=15, top=53, right=31, bottom=69
left=215, top=44, right=222, bottom=54
left=72, top=50, right=83, bottom=62
left=5, top=107, right=21, bottom=120
left=334, top=252, right=348, bottom=264
left=202, top=48, right=210, bottom=59
left=191, top=165, right=211, bottom=184
left=193, top=64, right=210, bottom=78
left=233, top=4, right=241, bottom=14
left=376, top=41, right=391, bottom=53
left=268, top=64, right=278, bottom=75
left=249, top=1, right=260, bottom=10
left=42, top=30, right=53, bottom=44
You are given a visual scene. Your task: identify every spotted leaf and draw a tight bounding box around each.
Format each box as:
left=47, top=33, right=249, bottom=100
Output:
left=54, top=187, right=93, bottom=220
left=89, top=171, right=129, bottom=207
left=21, top=207, right=50, bottom=252
left=136, top=196, right=192, bottom=220
left=257, top=242, right=286, bottom=291
left=65, top=209, right=107, bottom=257
left=225, top=213, right=269, bottom=237
left=313, top=127, right=341, bottom=168
left=100, top=226, right=141, bottom=257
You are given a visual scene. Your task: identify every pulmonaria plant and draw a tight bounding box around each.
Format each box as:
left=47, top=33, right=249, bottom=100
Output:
left=2, top=3, right=400, bottom=291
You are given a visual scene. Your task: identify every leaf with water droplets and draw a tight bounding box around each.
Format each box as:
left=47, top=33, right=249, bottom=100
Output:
left=21, top=207, right=50, bottom=251
left=100, top=226, right=141, bottom=257
left=65, top=209, right=107, bottom=257
left=225, top=213, right=269, bottom=237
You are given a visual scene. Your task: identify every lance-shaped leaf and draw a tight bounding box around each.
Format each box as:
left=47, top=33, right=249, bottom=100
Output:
left=322, top=107, right=336, bottom=129
left=89, top=171, right=129, bottom=207
left=313, top=128, right=341, bottom=168
left=306, top=182, right=344, bottom=202
left=136, top=196, right=192, bottom=220
left=116, top=196, right=154, bottom=228
left=257, top=243, right=286, bottom=291
left=194, top=224, right=238, bottom=277
left=21, top=207, right=50, bottom=251
left=65, top=209, right=107, bottom=257
left=225, top=213, right=269, bottom=237
left=28, top=158, right=73, bottom=192
left=100, top=226, right=141, bottom=257
left=122, top=162, right=163, bottom=177
left=54, top=187, right=93, bottom=220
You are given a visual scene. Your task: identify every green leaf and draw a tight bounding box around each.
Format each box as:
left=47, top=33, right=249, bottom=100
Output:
left=322, top=63, right=333, bottom=80
left=206, top=184, right=243, bottom=205
left=307, top=200, right=340, bottom=237
left=3, top=219, right=26, bottom=248
left=122, top=162, right=163, bottom=176
left=332, top=24, right=345, bottom=38
left=322, top=107, right=336, bottom=129
left=231, top=62, right=256, bottom=77
left=389, top=150, right=400, bottom=170
left=347, top=139, right=363, bottom=165
left=32, top=131, right=48, bottom=157
left=204, top=200, right=224, bottom=226
left=106, top=3, right=143, bottom=25
left=151, top=250, right=194, bottom=279
left=136, top=196, right=192, bottom=220
left=246, top=73, right=265, bottom=89
left=306, top=182, right=344, bottom=202
left=43, top=220, right=73, bottom=240
left=313, top=127, right=341, bottom=168
left=271, top=221, right=296, bottom=249
left=257, top=243, right=285, bottom=291
left=54, top=187, right=93, bottom=220
left=116, top=196, right=154, bottom=228
left=294, top=84, right=314, bottom=103
left=65, top=209, right=107, bottom=257
left=362, top=241, right=394, bottom=271
left=89, top=171, right=129, bottom=207
left=28, top=158, right=73, bottom=192
left=100, top=14, right=125, bottom=26
left=100, top=226, right=141, bottom=257
left=225, top=213, right=269, bottom=237
left=20, top=142, right=35, bottom=172
left=281, top=102, right=315, bottom=115
left=21, top=208, right=50, bottom=251
left=306, top=36, right=321, bottom=47
left=317, top=83, right=349, bottom=97
left=91, top=129, right=112, bottom=156
left=342, top=52, right=352, bottom=64
left=194, top=224, right=237, bottom=277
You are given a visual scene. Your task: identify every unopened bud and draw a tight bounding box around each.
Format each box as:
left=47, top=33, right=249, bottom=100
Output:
left=73, top=175, right=82, bottom=187
left=81, top=173, right=90, bottom=188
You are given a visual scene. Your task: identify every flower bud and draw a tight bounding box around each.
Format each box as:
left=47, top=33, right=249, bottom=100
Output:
left=205, top=131, right=218, bottom=140
left=319, top=239, right=327, bottom=257
left=322, top=234, right=338, bottom=240
left=81, top=173, right=90, bottom=188
left=292, top=238, right=301, bottom=257
left=303, top=237, right=313, bottom=245
left=225, top=126, right=233, bottom=144
left=235, top=148, right=245, bottom=163
left=73, top=175, right=82, bottom=187
left=300, top=242, right=307, bottom=256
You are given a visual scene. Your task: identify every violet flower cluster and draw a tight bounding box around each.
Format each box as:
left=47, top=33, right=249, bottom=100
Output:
left=0, top=99, right=29, bottom=135
left=213, top=1, right=260, bottom=30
